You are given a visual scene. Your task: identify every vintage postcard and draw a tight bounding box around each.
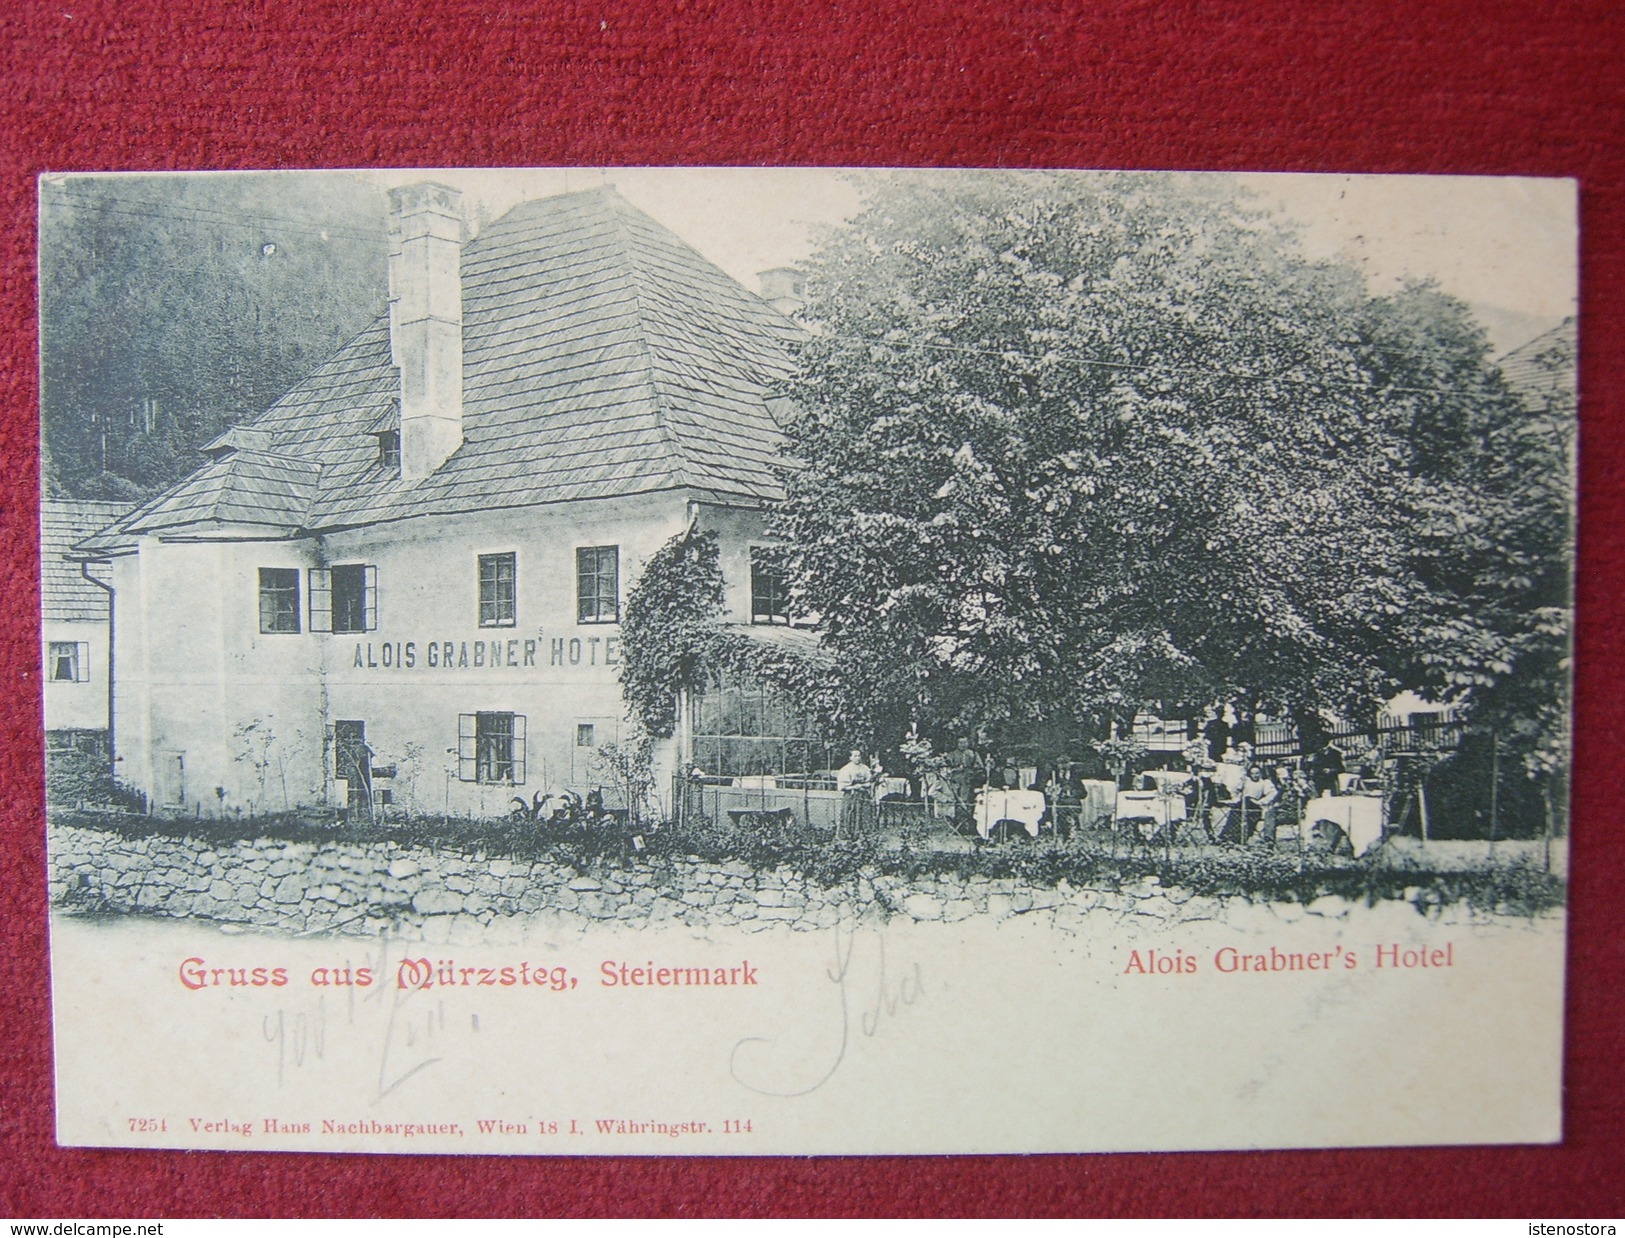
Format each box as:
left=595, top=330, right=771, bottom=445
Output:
left=40, top=167, right=1574, bottom=1154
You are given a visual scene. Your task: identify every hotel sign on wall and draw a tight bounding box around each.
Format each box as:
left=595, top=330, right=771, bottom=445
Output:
left=348, top=634, right=622, bottom=671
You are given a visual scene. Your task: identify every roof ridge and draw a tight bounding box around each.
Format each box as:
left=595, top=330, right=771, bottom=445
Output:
left=603, top=191, right=695, bottom=492
left=488, top=183, right=619, bottom=222
left=80, top=184, right=800, bottom=548
left=87, top=466, right=210, bottom=546
left=1496, top=315, right=1576, bottom=364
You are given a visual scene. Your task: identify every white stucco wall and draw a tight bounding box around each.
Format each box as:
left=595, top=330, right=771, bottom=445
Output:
left=111, top=535, right=325, bottom=814
left=109, top=495, right=774, bottom=818
left=707, top=503, right=782, bottom=625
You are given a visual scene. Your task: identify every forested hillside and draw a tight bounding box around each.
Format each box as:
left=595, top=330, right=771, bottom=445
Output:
left=40, top=173, right=391, bottom=501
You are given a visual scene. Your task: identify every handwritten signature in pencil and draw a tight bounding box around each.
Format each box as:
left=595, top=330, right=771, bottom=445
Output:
left=729, top=922, right=924, bottom=1097
left=260, top=933, right=469, bottom=1104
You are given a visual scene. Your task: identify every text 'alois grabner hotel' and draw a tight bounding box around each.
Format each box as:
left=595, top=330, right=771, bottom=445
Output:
left=71, top=182, right=820, bottom=820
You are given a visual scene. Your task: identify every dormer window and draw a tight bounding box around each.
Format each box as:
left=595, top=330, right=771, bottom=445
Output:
left=366, top=401, right=402, bottom=473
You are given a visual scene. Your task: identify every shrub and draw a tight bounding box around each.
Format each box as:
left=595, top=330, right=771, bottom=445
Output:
left=46, top=803, right=1565, bottom=916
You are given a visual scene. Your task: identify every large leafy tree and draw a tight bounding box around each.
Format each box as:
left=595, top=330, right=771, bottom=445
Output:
left=774, top=171, right=1561, bottom=774
left=1411, top=319, right=1575, bottom=823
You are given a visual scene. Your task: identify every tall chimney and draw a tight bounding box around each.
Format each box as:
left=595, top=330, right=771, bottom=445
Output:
left=387, top=182, right=464, bottom=480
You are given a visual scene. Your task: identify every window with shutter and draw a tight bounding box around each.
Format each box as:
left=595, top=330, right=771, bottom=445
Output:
left=458, top=712, right=526, bottom=784
left=309, top=565, right=378, bottom=633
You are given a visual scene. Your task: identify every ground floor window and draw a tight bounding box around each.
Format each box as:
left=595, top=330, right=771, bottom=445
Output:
left=48, top=640, right=89, bottom=683
left=459, top=711, right=527, bottom=784
left=690, top=668, right=832, bottom=778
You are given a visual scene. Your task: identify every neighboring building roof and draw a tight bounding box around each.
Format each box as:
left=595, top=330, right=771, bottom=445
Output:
left=1498, top=317, right=1576, bottom=413
left=76, top=187, right=802, bottom=557
left=41, top=499, right=131, bottom=620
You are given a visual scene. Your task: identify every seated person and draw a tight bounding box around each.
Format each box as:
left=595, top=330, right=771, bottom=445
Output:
left=1307, top=742, right=1345, bottom=796
left=1185, top=763, right=1232, bottom=842
left=1355, top=744, right=1385, bottom=792
left=1240, top=764, right=1280, bottom=845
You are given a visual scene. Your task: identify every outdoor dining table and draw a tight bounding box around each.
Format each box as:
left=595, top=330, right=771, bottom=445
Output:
left=1079, top=780, right=1117, bottom=827
left=875, top=776, right=911, bottom=799
left=1302, top=793, right=1384, bottom=855
left=1141, top=769, right=1190, bottom=794
left=975, top=788, right=1047, bottom=839
left=1114, top=789, right=1188, bottom=838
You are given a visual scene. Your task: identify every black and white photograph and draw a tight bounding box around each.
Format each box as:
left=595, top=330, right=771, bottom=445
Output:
left=39, top=167, right=1575, bottom=1155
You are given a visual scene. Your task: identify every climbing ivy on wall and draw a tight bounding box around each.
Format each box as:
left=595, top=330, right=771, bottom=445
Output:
left=619, top=528, right=846, bottom=741
left=618, top=528, right=727, bottom=737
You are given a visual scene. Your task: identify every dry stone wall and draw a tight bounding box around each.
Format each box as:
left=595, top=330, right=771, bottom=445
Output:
left=47, top=822, right=1282, bottom=939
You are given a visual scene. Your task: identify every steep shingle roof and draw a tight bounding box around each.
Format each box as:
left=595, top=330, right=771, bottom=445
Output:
left=75, top=187, right=800, bottom=557
left=42, top=500, right=130, bottom=619
left=75, top=450, right=321, bottom=554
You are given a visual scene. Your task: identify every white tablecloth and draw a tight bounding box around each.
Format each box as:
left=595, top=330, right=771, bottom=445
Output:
left=1115, top=791, right=1188, bottom=828
left=1142, top=769, right=1190, bottom=795
left=976, top=789, right=1047, bottom=839
left=1077, top=780, right=1118, bottom=828
left=1303, top=794, right=1384, bottom=855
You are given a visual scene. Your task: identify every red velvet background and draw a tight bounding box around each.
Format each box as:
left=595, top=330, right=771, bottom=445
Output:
left=1, top=0, right=1621, bottom=1218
